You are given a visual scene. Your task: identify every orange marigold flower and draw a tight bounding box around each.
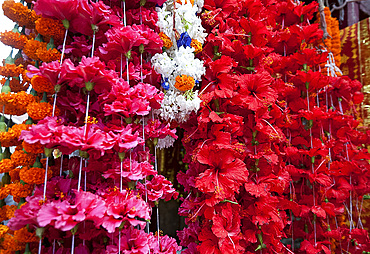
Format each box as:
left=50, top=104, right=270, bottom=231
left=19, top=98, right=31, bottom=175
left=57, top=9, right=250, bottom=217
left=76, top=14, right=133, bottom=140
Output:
left=23, top=39, right=46, bottom=61
left=27, top=101, right=56, bottom=120
left=2, top=0, right=39, bottom=29
left=176, top=0, right=194, bottom=5
left=4, top=205, right=17, bottom=220
left=9, top=167, right=20, bottom=182
left=22, top=141, right=44, bottom=154
left=14, top=227, right=38, bottom=243
left=0, top=159, right=14, bottom=174
left=8, top=77, right=29, bottom=92
left=19, top=165, right=51, bottom=185
left=0, top=207, right=6, bottom=222
left=8, top=182, right=33, bottom=201
left=36, top=47, right=61, bottom=63
left=35, top=17, right=65, bottom=43
left=0, top=31, right=28, bottom=50
left=0, top=225, right=9, bottom=238
left=31, top=75, right=54, bottom=93
left=0, top=123, right=30, bottom=147
left=11, top=148, right=36, bottom=167
left=174, top=75, right=195, bottom=92
left=159, top=32, right=173, bottom=49
left=1, top=234, right=25, bottom=251
left=0, top=91, right=36, bottom=116
left=191, top=39, right=202, bottom=54
left=0, top=185, right=11, bottom=200
left=0, top=64, right=23, bottom=77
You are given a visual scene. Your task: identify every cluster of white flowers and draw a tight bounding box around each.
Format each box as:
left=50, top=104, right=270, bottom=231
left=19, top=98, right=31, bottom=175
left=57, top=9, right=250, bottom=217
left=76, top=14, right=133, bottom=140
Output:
left=152, top=0, right=206, bottom=124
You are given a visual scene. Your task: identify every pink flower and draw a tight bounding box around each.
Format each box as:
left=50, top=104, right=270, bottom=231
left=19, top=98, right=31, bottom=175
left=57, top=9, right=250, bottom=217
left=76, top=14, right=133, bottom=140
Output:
left=103, top=160, right=156, bottom=183
left=101, top=25, right=147, bottom=57
left=20, top=116, right=64, bottom=149
left=70, top=0, right=120, bottom=36
left=62, top=56, right=117, bottom=94
left=107, top=228, right=156, bottom=254
left=8, top=195, right=43, bottom=230
left=37, top=191, right=106, bottom=231
left=106, top=125, right=143, bottom=153
left=157, top=235, right=182, bottom=254
left=137, top=175, right=179, bottom=203
left=144, top=119, right=177, bottom=140
left=33, top=0, right=78, bottom=22
left=97, top=190, right=151, bottom=233
left=27, top=60, right=62, bottom=86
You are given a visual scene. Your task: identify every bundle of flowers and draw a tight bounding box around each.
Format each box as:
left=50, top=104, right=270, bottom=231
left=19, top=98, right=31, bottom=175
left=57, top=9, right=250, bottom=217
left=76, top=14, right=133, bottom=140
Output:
left=151, top=0, right=206, bottom=123
left=0, top=0, right=181, bottom=253
left=177, top=0, right=370, bottom=253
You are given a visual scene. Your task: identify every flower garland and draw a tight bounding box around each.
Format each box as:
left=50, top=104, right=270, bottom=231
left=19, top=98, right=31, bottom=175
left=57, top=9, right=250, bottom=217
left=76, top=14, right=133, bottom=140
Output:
left=0, top=0, right=182, bottom=253
left=151, top=0, right=206, bottom=123
left=177, top=0, right=370, bottom=253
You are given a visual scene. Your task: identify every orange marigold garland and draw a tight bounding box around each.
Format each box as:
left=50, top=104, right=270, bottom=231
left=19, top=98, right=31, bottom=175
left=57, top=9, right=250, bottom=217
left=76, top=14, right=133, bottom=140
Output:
left=174, top=75, right=195, bottom=92
left=0, top=91, right=36, bottom=116
left=7, top=182, right=33, bottom=202
left=27, top=101, right=55, bottom=120
left=0, top=30, right=28, bottom=50
left=0, top=225, right=9, bottom=238
left=2, top=0, right=39, bottom=29
left=11, top=148, right=36, bottom=167
left=36, top=47, right=61, bottom=63
left=22, top=141, right=44, bottom=154
left=0, top=159, right=14, bottom=174
left=8, top=167, right=20, bottom=182
left=4, top=205, right=16, bottom=220
left=31, top=75, right=54, bottom=93
left=23, top=38, right=46, bottom=61
left=8, top=77, right=30, bottom=92
left=19, top=165, right=51, bottom=185
left=35, top=17, right=65, bottom=43
left=14, top=227, right=38, bottom=243
left=0, top=123, right=30, bottom=147
left=315, top=7, right=341, bottom=75
left=0, top=234, right=25, bottom=252
left=0, top=64, right=23, bottom=77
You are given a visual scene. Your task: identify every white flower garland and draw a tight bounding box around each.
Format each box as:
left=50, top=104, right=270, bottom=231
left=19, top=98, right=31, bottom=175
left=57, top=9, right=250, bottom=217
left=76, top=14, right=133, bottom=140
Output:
left=153, top=0, right=206, bottom=124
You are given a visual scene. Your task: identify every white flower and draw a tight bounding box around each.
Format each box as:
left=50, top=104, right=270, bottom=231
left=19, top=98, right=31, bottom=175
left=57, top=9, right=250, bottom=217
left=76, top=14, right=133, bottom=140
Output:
left=157, top=135, right=176, bottom=149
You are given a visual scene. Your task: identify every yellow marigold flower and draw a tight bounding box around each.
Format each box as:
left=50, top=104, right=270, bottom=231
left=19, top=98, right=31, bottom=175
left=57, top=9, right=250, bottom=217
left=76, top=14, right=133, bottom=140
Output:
left=0, top=31, right=28, bottom=50
left=14, top=227, right=38, bottom=243
left=174, top=75, right=195, bottom=92
left=159, top=32, right=173, bottom=49
left=191, top=39, right=202, bottom=54
left=0, top=225, right=9, bottom=238
left=2, top=0, right=39, bottom=29
left=0, top=159, right=14, bottom=174
left=23, top=39, right=46, bottom=61
left=0, top=64, right=23, bottom=77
